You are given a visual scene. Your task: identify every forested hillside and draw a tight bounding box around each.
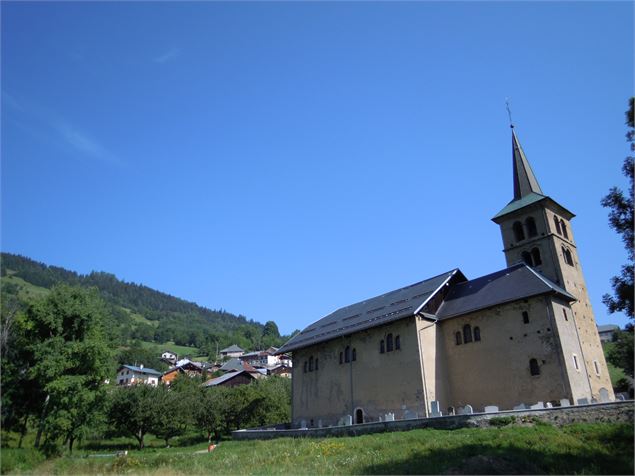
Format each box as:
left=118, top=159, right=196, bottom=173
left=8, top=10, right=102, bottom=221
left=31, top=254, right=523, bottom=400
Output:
left=0, top=253, right=289, bottom=361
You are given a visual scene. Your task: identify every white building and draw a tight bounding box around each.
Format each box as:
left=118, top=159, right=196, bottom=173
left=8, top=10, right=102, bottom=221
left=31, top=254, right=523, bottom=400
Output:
left=116, top=365, right=162, bottom=387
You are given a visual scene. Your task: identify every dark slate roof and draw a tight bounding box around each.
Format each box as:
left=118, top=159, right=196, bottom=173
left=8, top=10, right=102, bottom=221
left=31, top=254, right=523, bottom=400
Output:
left=220, top=344, right=244, bottom=353
left=511, top=129, right=544, bottom=200
left=119, top=365, right=162, bottom=377
left=276, top=269, right=461, bottom=354
left=219, top=358, right=258, bottom=373
left=436, top=263, right=576, bottom=320
left=597, top=324, right=620, bottom=332
left=203, top=370, right=255, bottom=387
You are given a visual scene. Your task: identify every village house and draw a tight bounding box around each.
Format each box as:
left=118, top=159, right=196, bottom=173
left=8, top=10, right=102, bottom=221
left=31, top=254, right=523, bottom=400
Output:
left=597, top=324, right=620, bottom=343
left=116, top=365, right=162, bottom=387
left=161, top=350, right=178, bottom=365
left=277, top=128, right=614, bottom=428
left=203, top=370, right=257, bottom=388
left=219, top=358, right=266, bottom=378
left=161, top=359, right=206, bottom=385
left=220, top=344, right=244, bottom=358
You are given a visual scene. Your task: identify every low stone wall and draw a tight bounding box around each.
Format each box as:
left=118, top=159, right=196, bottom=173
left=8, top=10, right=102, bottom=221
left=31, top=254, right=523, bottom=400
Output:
left=232, top=400, right=633, bottom=440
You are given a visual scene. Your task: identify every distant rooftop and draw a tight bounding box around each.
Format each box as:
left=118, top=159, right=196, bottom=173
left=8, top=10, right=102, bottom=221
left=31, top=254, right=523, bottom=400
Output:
left=119, top=365, right=162, bottom=377
left=220, top=344, right=244, bottom=353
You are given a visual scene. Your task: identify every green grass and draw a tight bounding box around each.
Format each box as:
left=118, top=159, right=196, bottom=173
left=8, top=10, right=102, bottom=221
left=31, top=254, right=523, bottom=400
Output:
left=1, top=274, right=50, bottom=301
left=602, top=341, right=628, bottom=389
left=6, top=422, right=633, bottom=475
left=138, top=340, right=201, bottom=358
left=126, top=308, right=160, bottom=328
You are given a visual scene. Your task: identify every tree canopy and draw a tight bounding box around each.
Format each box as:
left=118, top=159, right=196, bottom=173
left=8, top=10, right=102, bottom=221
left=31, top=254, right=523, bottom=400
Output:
left=601, top=97, right=634, bottom=319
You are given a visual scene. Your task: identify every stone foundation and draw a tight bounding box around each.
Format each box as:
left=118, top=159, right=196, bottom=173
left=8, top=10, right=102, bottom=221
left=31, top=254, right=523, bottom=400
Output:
left=232, top=400, right=633, bottom=440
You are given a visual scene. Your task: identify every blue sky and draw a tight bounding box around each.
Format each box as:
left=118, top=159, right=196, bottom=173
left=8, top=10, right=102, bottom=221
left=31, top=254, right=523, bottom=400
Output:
left=2, top=1, right=633, bottom=335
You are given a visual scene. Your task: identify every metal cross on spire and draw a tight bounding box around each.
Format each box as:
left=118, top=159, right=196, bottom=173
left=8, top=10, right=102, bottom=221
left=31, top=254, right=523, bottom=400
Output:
left=505, top=97, right=514, bottom=129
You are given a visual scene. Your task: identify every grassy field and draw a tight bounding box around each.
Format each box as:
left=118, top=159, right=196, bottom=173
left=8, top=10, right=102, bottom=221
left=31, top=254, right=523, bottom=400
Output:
left=1, top=273, right=50, bottom=301
left=138, top=340, right=201, bottom=358
left=2, top=422, right=633, bottom=475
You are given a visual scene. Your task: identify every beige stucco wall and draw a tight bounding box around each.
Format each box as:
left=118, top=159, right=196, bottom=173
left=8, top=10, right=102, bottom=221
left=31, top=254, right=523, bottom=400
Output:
left=291, top=316, right=425, bottom=427
left=439, top=296, right=579, bottom=412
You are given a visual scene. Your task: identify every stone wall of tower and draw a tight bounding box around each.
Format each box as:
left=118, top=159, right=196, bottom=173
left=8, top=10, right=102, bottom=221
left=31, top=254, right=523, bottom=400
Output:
left=497, top=203, right=614, bottom=400
left=542, top=208, right=615, bottom=400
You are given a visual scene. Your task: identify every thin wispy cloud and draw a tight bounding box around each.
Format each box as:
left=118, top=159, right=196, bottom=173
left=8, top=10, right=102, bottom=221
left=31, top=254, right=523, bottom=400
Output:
left=3, top=90, right=123, bottom=167
left=54, top=121, right=122, bottom=166
left=153, top=47, right=180, bottom=64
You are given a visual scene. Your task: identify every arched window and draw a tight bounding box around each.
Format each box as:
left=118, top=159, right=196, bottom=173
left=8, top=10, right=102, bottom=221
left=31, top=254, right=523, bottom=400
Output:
left=395, top=335, right=401, bottom=350
left=525, top=217, right=538, bottom=237
left=531, top=247, right=542, bottom=266
left=522, top=311, right=529, bottom=324
left=561, top=220, right=569, bottom=239
left=562, top=246, right=574, bottom=266
left=455, top=331, right=462, bottom=345
left=386, top=333, right=394, bottom=352
left=304, top=361, right=308, bottom=373
left=352, top=348, right=357, bottom=361
left=315, top=358, right=319, bottom=370
left=513, top=221, right=525, bottom=242
left=309, top=356, right=314, bottom=372
left=339, top=352, right=343, bottom=364
left=380, top=339, right=385, bottom=354
left=463, top=324, right=473, bottom=343
left=355, top=408, right=364, bottom=424
left=522, top=251, right=533, bottom=266
left=474, top=326, right=481, bottom=342
left=529, top=358, right=540, bottom=376
left=344, top=346, right=351, bottom=363
left=553, top=215, right=562, bottom=235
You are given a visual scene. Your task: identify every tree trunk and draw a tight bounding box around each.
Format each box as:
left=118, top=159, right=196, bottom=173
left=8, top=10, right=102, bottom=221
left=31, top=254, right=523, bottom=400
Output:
left=34, top=394, right=50, bottom=449
left=18, top=414, right=28, bottom=449
left=69, top=436, right=75, bottom=453
left=207, top=431, right=212, bottom=443
left=137, top=429, right=144, bottom=450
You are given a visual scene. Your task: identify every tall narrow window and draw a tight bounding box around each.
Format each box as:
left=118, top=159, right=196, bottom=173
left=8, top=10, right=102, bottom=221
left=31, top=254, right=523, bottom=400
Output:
left=386, top=333, right=394, bottom=352
left=352, top=348, right=357, bottom=361
left=522, top=311, right=529, bottom=324
left=593, top=360, right=600, bottom=375
left=395, top=335, right=401, bottom=350
left=344, top=346, right=351, bottom=363
left=463, top=324, right=473, bottom=343
left=529, top=358, right=540, bottom=376
left=309, top=356, right=314, bottom=372
left=562, top=308, right=568, bottom=321
left=562, top=247, right=574, bottom=266
left=474, top=326, right=481, bottom=342
left=531, top=248, right=542, bottom=266
left=522, top=251, right=533, bottom=266
left=572, top=354, right=579, bottom=370
left=561, top=220, right=569, bottom=239
left=525, top=217, right=538, bottom=237
left=553, top=215, right=562, bottom=235
left=380, top=340, right=385, bottom=354
left=513, top=221, right=525, bottom=241
left=455, top=331, right=462, bottom=345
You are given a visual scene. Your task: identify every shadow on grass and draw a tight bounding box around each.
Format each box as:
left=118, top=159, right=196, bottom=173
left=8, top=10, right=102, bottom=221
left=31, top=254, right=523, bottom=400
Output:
left=361, top=440, right=634, bottom=475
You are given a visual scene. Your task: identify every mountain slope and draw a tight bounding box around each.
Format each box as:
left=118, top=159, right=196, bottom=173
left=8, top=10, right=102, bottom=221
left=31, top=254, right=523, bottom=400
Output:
left=0, top=253, right=283, bottom=358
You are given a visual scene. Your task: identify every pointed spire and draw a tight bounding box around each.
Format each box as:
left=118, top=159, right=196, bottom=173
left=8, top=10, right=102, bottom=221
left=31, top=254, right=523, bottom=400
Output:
left=512, top=128, right=543, bottom=200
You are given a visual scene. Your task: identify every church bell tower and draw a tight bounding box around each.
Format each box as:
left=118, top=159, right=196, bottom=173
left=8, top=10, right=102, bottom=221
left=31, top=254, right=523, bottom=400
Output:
left=491, top=127, right=614, bottom=400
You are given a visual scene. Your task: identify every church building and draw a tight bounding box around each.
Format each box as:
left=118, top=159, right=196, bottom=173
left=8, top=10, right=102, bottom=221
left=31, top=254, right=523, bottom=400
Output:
left=277, top=128, right=614, bottom=427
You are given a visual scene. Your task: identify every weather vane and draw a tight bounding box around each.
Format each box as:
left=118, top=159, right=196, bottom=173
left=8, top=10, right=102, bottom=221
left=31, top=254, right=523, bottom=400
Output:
left=505, top=98, right=514, bottom=129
